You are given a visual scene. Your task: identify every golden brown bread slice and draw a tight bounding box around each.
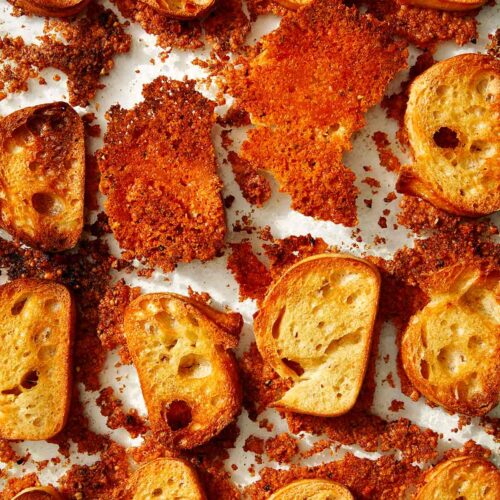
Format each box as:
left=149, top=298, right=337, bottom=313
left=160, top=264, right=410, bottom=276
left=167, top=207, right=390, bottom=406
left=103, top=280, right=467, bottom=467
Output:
left=126, top=458, right=206, bottom=499
left=399, top=0, right=485, bottom=11
left=0, top=279, right=74, bottom=440
left=274, top=0, right=311, bottom=10
left=141, top=0, right=216, bottom=19
left=0, top=102, right=85, bottom=251
left=397, top=54, right=500, bottom=217
left=254, top=254, right=380, bottom=417
left=269, top=479, right=354, bottom=500
left=401, top=265, right=499, bottom=416
left=12, top=486, right=62, bottom=500
left=124, top=293, right=242, bottom=449
left=415, top=456, right=500, bottom=500
left=11, top=0, right=91, bottom=17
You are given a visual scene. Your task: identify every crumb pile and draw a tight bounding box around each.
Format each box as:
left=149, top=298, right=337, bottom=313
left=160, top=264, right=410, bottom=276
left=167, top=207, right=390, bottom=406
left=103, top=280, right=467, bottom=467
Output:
left=98, top=77, right=226, bottom=272
left=224, top=0, right=407, bottom=226
left=0, top=4, right=131, bottom=106
left=112, top=0, right=250, bottom=54
left=362, top=0, right=479, bottom=49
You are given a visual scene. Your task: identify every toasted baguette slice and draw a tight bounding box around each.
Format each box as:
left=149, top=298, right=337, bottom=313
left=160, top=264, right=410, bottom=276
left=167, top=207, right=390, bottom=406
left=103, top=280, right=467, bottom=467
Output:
left=269, top=479, right=353, bottom=500
left=401, top=266, right=499, bottom=416
left=0, top=102, right=85, bottom=251
left=12, top=486, right=62, bottom=500
left=124, top=293, right=242, bottom=449
left=415, top=456, right=500, bottom=500
left=126, top=458, right=206, bottom=499
left=140, top=0, right=216, bottom=19
left=0, top=279, right=74, bottom=440
left=12, top=0, right=90, bottom=17
left=399, top=0, right=485, bottom=11
left=397, top=54, right=500, bottom=216
left=275, top=0, right=311, bottom=10
left=254, top=254, right=380, bottom=417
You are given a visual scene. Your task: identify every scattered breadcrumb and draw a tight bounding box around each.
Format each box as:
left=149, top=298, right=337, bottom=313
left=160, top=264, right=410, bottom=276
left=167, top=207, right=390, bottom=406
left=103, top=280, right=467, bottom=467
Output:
left=244, top=452, right=423, bottom=499
left=97, top=279, right=140, bottom=364
left=487, top=29, right=500, bottom=59
left=0, top=4, right=131, bottom=106
left=227, top=242, right=272, bottom=302
left=372, top=131, right=401, bottom=172
left=112, top=0, right=250, bottom=55
left=96, top=387, right=148, bottom=438
left=389, top=400, right=405, bottom=412
left=227, top=152, right=271, bottom=207
left=362, top=0, right=479, bottom=49
left=265, top=433, right=299, bottom=464
left=98, top=77, right=226, bottom=272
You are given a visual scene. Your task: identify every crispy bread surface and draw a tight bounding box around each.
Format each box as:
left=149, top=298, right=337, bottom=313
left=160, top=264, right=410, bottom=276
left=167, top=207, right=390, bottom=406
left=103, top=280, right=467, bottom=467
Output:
left=98, top=77, right=226, bottom=272
left=11, top=0, right=91, bottom=17
left=415, top=456, right=500, bottom=500
left=0, top=102, right=85, bottom=251
left=274, top=0, right=311, bottom=10
left=400, top=0, right=485, bottom=11
left=254, top=254, right=380, bottom=416
left=0, top=279, right=74, bottom=440
left=269, top=478, right=354, bottom=499
left=140, top=0, right=216, bottom=19
left=225, top=0, right=407, bottom=225
left=127, top=458, right=206, bottom=499
left=124, top=293, right=242, bottom=448
left=12, top=486, right=62, bottom=499
left=402, top=266, right=500, bottom=416
left=398, top=54, right=500, bottom=216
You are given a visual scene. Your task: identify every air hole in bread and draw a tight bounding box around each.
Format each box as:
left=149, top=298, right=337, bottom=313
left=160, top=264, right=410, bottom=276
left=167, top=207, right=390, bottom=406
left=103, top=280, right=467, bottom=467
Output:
left=187, top=313, right=199, bottom=327
left=468, top=335, right=484, bottom=349
left=12, top=125, right=35, bottom=145
left=28, top=161, right=42, bottom=172
left=38, top=345, right=56, bottom=361
left=282, top=358, right=305, bottom=376
left=433, top=127, right=459, bottom=149
left=32, top=193, right=63, bottom=216
left=155, top=311, right=176, bottom=331
left=345, top=292, right=357, bottom=304
left=178, top=354, right=212, bottom=379
left=21, top=370, right=39, bottom=390
left=45, top=300, right=61, bottom=313
left=144, top=321, right=158, bottom=334
left=420, top=359, right=429, bottom=380
left=325, top=330, right=362, bottom=354
left=163, top=399, right=192, bottom=431
left=318, top=281, right=331, bottom=297
left=272, top=307, right=286, bottom=339
left=1, top=386, right=22, bottom=396
left=34, top=327, right=51, bottom=344
left=11, top=297, right=28, bottom=315
left=152, top=488, right=163, bottom=496
left=436, top=85, right=448, bottom=97
left=437, top=347, right=466, bottom=373
left=317, top=321, right=325, bottom=328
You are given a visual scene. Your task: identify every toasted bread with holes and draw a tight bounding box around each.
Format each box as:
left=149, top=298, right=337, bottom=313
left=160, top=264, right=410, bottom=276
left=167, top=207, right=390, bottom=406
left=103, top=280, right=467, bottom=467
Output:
left=269, top=479, right=354, bottom=500
left=0, top=279, right=74, bottom=440
left=124, top=293, right=242, bottom=449
left=275, top=0, right=311, bottom=10
left=254, top=254, right=380, bottom=417
left=11, top=0, right=90, bottom=17
left=415, top=456, right=500, bottom=499
left=0, top=102, right=85, bottom=252
left=397, top=54, right=500, bottom=217
left=141, top=0, right=215, bottom=19
left=399, top=0, right=485, bottom=11
left=126, top=458, right=206, bottom=499
left=401, top=265, right=500, bottom=416
left=12, top=486, right=62, bottom=500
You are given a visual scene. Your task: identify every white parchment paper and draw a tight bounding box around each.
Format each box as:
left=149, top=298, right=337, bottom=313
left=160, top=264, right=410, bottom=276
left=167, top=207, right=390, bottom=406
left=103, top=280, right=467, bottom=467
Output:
left=0, top=0, right=499, bottom=491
